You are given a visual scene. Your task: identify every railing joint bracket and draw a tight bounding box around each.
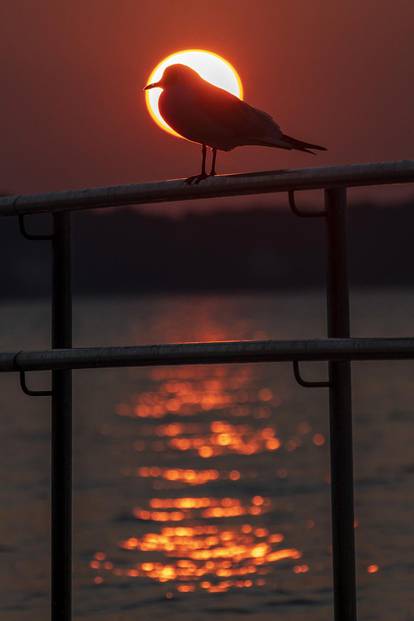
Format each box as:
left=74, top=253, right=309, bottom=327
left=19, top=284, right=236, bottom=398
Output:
left=18, top=214, right=54, bottom=241
left=19, top=370, right=52, bottom=397
left=293, top=360, right=331, bottom=388
left=288, top=190, right=326, bottom=218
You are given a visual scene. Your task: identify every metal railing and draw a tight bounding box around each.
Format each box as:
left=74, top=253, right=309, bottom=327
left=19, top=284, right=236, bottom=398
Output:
left=1, top=160, right=413, bottom=621
left=1, top=160, right=413, bottom=216
left=3, top=337, right=414, bottom=372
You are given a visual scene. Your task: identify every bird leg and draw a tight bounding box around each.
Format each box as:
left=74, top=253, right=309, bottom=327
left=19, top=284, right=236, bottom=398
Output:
left=210, top=148, right=217, bottom=176
left=185, top=144, right=209, bottom=184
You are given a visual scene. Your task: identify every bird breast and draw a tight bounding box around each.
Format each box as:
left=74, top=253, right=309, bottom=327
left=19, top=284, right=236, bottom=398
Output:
left=158, top=87, right=229, bottom=149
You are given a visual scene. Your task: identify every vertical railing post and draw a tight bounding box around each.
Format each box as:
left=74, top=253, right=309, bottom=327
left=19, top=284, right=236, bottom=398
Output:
left=325, top=187, right=357, bottom=621
left=52, top=212, right=72, bottom=621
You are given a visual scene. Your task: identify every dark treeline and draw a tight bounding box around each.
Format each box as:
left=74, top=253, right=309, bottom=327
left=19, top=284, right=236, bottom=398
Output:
left=0, top=200, right=413, bottom=297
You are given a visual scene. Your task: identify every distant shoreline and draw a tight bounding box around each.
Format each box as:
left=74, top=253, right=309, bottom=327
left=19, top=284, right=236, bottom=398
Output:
left=1, top=201, right=413, bottom=297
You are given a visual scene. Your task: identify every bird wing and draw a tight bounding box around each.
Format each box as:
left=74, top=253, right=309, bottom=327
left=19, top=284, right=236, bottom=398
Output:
left=160, top=82, right=285, bottom=150
left=194, top=84, right=284, bottom=148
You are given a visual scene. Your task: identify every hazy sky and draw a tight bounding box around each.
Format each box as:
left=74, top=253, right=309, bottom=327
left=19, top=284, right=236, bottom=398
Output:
left=0, top=0, right=413, bottom=198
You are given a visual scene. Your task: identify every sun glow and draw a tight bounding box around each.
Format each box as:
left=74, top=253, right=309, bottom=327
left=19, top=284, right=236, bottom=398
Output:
left=145, top=49, right=244, bottom=138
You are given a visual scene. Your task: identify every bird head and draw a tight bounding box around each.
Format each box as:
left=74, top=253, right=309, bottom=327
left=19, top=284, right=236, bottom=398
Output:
left=144, top=64, right=202, bottom=91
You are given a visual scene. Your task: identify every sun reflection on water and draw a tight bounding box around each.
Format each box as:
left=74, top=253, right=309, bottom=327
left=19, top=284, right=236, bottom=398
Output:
left=90, top=362, right=329, bottom=594
left=116, top=366, right=280, bottom=421
left=91, top=520, right=302, bottom=594
left=135, top=466, right=240, bottom=486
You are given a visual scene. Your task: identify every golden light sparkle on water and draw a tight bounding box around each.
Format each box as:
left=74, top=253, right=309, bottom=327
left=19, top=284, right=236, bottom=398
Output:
left=145, top=49, right=244, bottom=138
left=92, top=523, right=301, bottom=593
left=91, top=363, right=331, bottom=594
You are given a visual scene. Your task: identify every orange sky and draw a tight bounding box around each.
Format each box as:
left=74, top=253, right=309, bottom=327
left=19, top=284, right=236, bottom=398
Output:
left=0, top=0, right=413, bottom=199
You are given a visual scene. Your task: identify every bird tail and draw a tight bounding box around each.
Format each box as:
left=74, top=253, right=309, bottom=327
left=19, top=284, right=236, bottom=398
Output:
left=279, top=133, right=327, bottom=155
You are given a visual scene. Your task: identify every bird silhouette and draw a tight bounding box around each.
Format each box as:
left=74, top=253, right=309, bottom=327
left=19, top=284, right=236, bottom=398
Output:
left=145, top=64, right=326, bottom=183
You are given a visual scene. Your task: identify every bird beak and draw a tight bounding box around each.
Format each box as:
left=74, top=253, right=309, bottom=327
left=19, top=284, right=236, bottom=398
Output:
left=144, top=82, right=161, bottom=90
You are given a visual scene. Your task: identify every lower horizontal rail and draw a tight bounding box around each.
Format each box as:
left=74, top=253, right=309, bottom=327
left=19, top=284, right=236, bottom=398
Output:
left=2, top=337, right=414, bottom=372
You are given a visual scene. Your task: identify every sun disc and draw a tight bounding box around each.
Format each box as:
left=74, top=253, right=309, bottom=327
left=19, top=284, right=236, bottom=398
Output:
left=145, top=49, right=243, bottom=138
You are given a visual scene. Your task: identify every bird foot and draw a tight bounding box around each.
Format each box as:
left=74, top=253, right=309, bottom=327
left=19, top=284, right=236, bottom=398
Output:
left=185, top=173, right=210, bottom=185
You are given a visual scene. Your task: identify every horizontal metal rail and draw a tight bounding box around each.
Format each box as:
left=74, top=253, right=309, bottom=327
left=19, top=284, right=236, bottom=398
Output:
left=2, top=337, right=414, bottom=372
left=1, top=160, right=413, bottom=216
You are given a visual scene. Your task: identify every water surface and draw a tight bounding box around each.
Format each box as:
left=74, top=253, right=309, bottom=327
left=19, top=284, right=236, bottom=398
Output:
left=0, top=290, right=413, bottom=621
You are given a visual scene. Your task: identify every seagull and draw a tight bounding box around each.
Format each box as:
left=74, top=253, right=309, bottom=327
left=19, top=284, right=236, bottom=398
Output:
left=145, top=64, right=326, bottom=183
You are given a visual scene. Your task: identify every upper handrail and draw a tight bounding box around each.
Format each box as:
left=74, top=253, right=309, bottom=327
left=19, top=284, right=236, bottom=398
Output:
left=1, top=160, right=413, bottom=216
left=2, top=337, right=414, bottom=372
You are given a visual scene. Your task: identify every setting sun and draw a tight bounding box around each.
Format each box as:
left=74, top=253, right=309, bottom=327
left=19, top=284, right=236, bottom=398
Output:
left=145, top=49, right=243, bottom=138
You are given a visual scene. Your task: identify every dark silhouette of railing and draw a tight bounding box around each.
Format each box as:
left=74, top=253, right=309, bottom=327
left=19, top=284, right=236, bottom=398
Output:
left=1, top=159, right=413, bottom=621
